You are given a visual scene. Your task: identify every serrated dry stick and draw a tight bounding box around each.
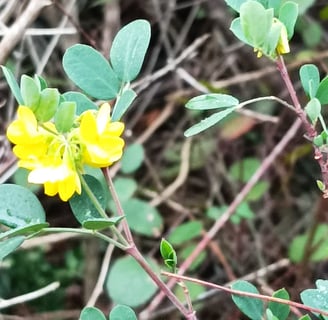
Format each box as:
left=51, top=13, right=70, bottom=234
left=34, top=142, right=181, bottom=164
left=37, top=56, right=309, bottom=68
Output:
left=140, top=118, right=302, bottom=319
left=0, top=0, right=51, bottom=65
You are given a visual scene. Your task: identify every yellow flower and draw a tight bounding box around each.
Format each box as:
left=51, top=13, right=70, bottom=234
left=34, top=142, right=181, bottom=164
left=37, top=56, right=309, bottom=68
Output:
left=7, top=106, right=82, bottom=201
left=28, top=155, right=81, bottom=202
left=6, top=103, right=125, bottom=201
left=275, top=20, right=290, bottom=55
left=79, top=103, right=125, bottom=167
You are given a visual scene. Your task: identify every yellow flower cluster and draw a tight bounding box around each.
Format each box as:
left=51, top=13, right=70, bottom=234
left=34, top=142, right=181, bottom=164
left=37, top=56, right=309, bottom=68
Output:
left=7, top=103, right=125, bottom=201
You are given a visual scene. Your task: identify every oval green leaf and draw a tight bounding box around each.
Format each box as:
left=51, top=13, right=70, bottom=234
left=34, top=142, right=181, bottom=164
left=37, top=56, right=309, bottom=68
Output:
left=80, top=306, right=106, bottom=320
left=0, top=236, right=25, bottom=260
left=300, top=64, right=320, bottom=98
left=111, top=88, right=137, bottom=121
left=35, top=88, right=60, bottom=122
left=69, top=175, right=107, bottom=224
left=305, top=98, right=321, bottom=124
left=20, top=75, right=40, bottom=111
left=0, top=184, right=45, bottom=228
left=301, top=279, right=328, bottom=320
left=62, top=91, right=98, bottom=115
left=279, top=2, right=298, bottom=39
left=110, top=19, right=151, bottom=82
left=186, top=94, right=239, bottom=110
left=231, top=280, right=264, bottom=320
left=168, top=221, right=203, bottom=245
left=55, top=101, right=76, bottom=133
left=121, top=143, right=144, bottom=174
left=106, top=255, right=158, bottom=307
left=1, top=66, right=24, bottom=105
left=316, top=76, right=328, bottom=105
left=268, top=288, right=290, bottom=320
left=121, top=199, right=163, bottom=237
left=0, top=222, right=49, bottom=240
left=109, top=305, right=137, bottom=320
left=82, top=217, right=124, bottom=230
left=184, top=106, right=237, bottom=137
left=63, top=44, right=120, bottom=99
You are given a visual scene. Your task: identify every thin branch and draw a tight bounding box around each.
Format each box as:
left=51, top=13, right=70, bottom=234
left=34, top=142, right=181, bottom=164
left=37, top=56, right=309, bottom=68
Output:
left=162, top=271, right=328, bottom=317
left=0, top=0, right=51, bottom=64
left=142, top=118, right=302, bottom=315
left=0, top=282, right=60, bottom=309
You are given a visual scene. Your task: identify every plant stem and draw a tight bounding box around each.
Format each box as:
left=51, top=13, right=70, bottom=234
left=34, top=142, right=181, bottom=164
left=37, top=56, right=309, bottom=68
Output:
left=102, top=168, right=196, bottom=319
left=127, top=245, right=196, bottom=320
left=79, top=173, right=128, bottom=246
left=162, top=271, right=328, bottom=317
left=42, top=227, right=127, bottom=250
left=276, top=55, right=328, bottom=197
left=102, top=168, right=134, bottom=244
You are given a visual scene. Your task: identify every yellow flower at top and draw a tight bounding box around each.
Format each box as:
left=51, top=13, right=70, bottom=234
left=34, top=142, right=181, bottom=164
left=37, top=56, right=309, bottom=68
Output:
left=6, top=103, right=125, bottom=201
left=7, top=106, right=82, bottom=201
left=79, top=103, right=125, bottom=167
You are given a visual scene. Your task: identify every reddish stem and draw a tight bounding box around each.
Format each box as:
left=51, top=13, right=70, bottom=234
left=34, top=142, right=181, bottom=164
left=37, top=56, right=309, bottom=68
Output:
left=162, top=271, right=328, bottom=317
left=276, top=55, right=328, bottom=197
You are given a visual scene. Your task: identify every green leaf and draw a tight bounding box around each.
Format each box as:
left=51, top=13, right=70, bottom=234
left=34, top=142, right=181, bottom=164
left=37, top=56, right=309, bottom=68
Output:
left=184, top=106, right=237, bottom=137
left=168, top=221, right=203, bottom=245
left=0, top=236, right=25, bottom=260
left=69, top=174, right=107, bottom=224
left=317, top=179, right=325, bottom=191
left=206, top=205, right=228, bottom=220
left=62, top=91, right=97, bottom=115
left=231, top=280, right=264, bottom=320
left=20, top=75, right=40, bottom=111
left=240, top=1, right=273, bottom=47
left=299, top=64, right=320, bottom=98
left=1, top=66, right=24, bottom=105
left=106, top=255, right=158, bottom=307
left=35, top=88, right=60, bottom=122
left=302, top=21, right=322, bottom=48
left=0, top=184, right=45, bottom=228
left=289, top=224, right=328, bottom=262
left=109, top=305, right=137, bottom=320
left=225, top=0, right=247, bottom=12
left=54, top=101, right=76, bottom=133
left=180, top=243, right=207, bottom=271
left=229, top=157, right=261, bottom=183
left=121, top=199, right=163, bottom=237
left=268, top=288, right=290, bottom=320
left=82, top=217, right=124, bottom=230
left=110, top=177, right=137, bottom=203
left=305, top=98, right=321, bottom=124
left=110, top=19, right=151, bottom=82
left=279, top=2, right=298, bottom=39
left=34, top=74, right=47, bottom=90
left=230, top=18, right=251, bottom=45
left=186, top=94, right=239, bottom=110
left=63, top=44, right=120, bottom=99
left=301, top=279, right=328, bottom=320
left=121, top=143, right=144, bottom=174
left=246, top=181, right=269, bottom=201
left=174, top=281, right=206, bottom=304
left=266, top=308, right=279, bottom=320
left=80, top=306, right=106, bottom=320
left=160, top=238, right=177, bottom=271
left=316, top=76, right=328, bottom=105
left=112, top=88, right=137, bottom=121
left=232, top=201, right=255, bottom=224
left=0, top=222, right=49, bottom=240
left=262, top=19, right=281, bottom=57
